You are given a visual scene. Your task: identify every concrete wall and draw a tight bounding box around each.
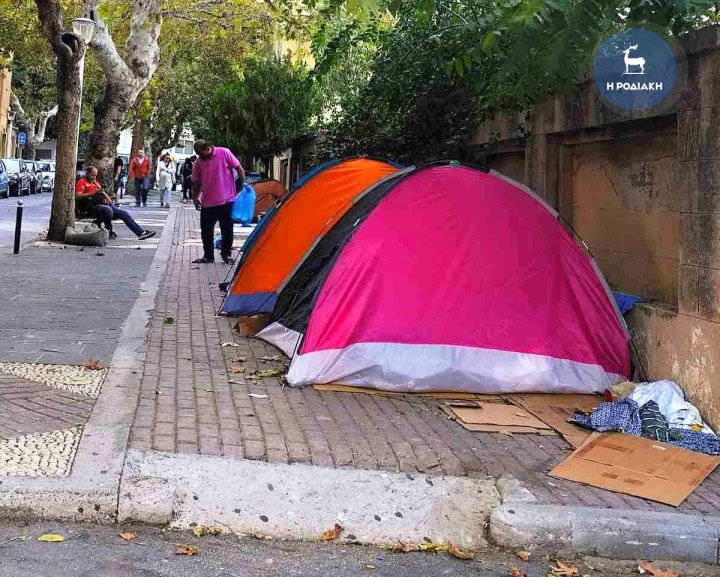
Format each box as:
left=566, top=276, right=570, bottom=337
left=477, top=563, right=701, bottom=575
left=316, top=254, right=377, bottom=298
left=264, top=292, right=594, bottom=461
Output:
left=469, top=26, right=720, bottom=428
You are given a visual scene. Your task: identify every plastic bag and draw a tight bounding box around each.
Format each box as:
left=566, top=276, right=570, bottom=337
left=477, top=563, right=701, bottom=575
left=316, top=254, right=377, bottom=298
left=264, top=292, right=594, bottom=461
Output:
left=231, top=183, right=256, bottom=225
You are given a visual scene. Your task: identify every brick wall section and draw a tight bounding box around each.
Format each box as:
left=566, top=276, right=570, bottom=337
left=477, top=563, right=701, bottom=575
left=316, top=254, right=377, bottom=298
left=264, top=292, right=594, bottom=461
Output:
left=129, top=206, right=720, bottom=516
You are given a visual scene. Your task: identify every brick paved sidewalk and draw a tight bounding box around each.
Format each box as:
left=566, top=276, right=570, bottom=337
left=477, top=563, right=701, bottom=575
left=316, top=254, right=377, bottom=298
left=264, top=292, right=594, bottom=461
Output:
left=130, top=205, right=720, bottom=518
left=0, top=198, right=169, bottom=467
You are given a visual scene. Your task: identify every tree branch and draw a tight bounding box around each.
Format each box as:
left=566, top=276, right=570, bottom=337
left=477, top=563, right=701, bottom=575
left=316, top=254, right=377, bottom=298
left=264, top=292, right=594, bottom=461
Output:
left=9, top=93, right=28, bottom=122
left=84, top=0, right=133, bottom=85
left=36, top=104, right=59, bottom=142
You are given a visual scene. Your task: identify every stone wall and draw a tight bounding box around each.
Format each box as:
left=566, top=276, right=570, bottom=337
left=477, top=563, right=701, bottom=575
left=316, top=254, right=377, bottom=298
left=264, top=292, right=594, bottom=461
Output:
left=469, top=26, right=720, bottom=430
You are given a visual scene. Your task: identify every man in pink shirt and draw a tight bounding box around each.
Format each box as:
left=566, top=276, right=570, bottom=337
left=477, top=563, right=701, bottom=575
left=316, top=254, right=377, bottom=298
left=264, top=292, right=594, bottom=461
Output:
left=191, top=139, right=245, bottom=264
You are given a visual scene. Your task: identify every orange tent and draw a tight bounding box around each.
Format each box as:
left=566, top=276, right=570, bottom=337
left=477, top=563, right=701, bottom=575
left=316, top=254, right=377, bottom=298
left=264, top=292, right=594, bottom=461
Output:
left=253, top=179, right=287, bottom=219
left=223, top=158, right=401, bottom=315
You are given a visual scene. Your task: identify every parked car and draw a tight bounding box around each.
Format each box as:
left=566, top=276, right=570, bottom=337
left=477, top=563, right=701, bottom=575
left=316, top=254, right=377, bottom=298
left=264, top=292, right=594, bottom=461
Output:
left=1, top=158, right=31, bottom=196
left=0, top=160, right=9, bottom=199
left=25, top=160, right=41, bottom=194
left=37, top=160, right=55, bottom=192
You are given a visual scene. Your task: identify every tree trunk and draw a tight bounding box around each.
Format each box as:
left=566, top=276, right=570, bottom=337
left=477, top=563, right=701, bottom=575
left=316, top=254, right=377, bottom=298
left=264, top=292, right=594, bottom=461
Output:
left=10, top=94, right=57, bottom=161
left=33, top=0, right=86, bottom=241
left=82, top=0, right=162, bottom=191
left=84, top=84, right=134, bottom=188
left=127, top=114, right=147, bottom=195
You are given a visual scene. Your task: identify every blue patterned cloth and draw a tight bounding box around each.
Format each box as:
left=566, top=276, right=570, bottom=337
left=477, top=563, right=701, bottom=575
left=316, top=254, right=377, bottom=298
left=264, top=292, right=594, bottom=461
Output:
left=573, top=398, right=642, bottom=436
left=574, top=399, right=720, bottom=455
left=668, top=429, right=720, bottom=456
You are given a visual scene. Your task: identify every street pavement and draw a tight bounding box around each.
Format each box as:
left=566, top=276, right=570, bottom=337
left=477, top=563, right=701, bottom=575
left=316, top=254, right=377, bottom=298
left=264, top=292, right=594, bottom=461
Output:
left=0, top=191, right=53, bottom=252
left=0, top=522, right=715, bottom=577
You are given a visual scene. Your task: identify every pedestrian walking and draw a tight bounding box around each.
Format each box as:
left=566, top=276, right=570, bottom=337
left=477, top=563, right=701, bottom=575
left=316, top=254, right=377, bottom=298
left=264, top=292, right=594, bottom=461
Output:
left=181, top=155, right=196, bottom=203
left=156, top=153, right=175, bottom=208
left=191, top=139, right=244, bottom=264
left=75, top=166, right=156, bottom=241
left=113, top=156, right=124, bottom=199
left=129, top=149, right=151, bottom=207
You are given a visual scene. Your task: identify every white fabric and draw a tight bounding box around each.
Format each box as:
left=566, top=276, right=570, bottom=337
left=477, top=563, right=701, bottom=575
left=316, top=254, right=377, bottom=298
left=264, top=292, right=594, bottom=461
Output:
left=629, top=380, right=715, bottom=435
left=156, top=160, right=175, bottom=190
left=286, top=342, right=624, bottom=394
left=257, top=322, right=301, bottom=358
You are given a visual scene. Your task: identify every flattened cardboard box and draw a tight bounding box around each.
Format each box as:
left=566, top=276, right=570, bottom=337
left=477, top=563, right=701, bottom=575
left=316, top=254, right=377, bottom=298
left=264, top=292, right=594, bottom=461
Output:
left=504, top=393, right=604, bottom=448
left=550, top=432, right=720, bottom=506
left=448, top=402, right=553, bottom=433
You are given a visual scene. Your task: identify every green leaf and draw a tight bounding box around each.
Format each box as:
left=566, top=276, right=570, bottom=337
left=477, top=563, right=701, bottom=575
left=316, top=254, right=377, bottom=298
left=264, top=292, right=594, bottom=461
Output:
left=454, top=57, right=464, bottom=76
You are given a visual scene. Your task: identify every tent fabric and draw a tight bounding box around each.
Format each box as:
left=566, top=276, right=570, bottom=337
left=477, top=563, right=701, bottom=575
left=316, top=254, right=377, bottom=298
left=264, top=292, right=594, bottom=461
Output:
left=259, top=163, right=630, bottom=394
left=222, top=158, right=401, bottom=316
left=252, top=179, right=287, bottom=219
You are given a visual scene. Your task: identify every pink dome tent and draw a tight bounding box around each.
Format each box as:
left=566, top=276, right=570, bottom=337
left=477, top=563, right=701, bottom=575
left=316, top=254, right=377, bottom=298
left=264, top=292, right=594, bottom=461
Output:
left=258, top=163, right=630, bottom=394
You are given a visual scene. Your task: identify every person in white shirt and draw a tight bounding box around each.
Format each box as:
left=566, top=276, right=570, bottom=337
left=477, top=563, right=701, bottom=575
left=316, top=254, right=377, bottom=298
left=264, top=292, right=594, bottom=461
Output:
left=156, top=153, right=175, bottom=208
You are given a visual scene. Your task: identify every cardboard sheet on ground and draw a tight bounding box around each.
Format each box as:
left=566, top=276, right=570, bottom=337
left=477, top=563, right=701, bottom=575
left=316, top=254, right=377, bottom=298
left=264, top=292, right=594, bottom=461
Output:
left=447, top=402, right=554, bottom=433
left=313, top=384, right=502, bottom=401
left=504, top=393, right=604, bottom=447
left=233, top=315, right=271, bottom=337
left=550, top=432, right=720, bottom=506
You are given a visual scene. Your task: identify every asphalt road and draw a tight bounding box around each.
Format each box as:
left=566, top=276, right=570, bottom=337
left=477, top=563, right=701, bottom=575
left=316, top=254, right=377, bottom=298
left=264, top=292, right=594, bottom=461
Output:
left=0, top=523, right=716, bottom=577
left=0, top=191, right=53, bottom=253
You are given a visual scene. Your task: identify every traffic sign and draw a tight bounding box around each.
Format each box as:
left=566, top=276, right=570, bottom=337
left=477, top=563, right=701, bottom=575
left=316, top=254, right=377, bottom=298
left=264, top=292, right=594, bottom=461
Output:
left=17, top=132, right=27, bottom=147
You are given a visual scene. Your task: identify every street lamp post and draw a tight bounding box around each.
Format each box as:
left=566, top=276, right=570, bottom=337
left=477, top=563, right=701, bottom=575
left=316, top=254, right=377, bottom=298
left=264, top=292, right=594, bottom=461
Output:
left=71, top=17, right=96, bottom=161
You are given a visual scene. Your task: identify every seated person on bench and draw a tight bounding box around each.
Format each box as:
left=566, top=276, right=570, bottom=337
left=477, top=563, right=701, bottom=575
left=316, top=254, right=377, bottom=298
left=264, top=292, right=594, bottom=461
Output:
left=75, top=166, right=156, bottom=241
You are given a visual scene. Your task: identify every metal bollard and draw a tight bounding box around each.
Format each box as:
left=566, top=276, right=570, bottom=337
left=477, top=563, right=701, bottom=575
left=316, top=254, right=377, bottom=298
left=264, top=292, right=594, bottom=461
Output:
left=13, top=199, right=23, bottom=254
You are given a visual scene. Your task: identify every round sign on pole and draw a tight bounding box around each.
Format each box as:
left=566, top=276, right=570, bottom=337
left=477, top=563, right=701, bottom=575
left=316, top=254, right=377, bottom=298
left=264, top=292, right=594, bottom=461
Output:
left=17, top=132, right=27, bottom=147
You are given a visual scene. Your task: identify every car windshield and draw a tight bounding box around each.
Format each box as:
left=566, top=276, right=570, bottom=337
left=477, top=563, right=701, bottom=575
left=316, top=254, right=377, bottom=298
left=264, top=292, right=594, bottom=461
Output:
left=3, top=159, right=20, bottom=172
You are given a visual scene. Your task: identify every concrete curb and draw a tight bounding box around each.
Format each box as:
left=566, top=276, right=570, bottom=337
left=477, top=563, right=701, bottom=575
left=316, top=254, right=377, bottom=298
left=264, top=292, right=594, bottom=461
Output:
left=118, top=449, right=499, bottom=550
left=488, top=478, right=720, bottom=564
left=0, top=206, right=178, bottom=522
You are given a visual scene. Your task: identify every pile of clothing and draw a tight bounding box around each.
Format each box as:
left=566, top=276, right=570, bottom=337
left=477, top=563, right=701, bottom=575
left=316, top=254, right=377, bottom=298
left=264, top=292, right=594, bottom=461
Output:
left=573, top=380, right=720, bottom=455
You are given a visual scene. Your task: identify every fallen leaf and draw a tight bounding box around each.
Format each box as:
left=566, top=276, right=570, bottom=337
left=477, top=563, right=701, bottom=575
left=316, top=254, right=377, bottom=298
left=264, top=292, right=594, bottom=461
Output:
left=120, top=532, right=136, bottom=542
left=508, top=568, right=526, bottom=577
left=366, top=565, right=375, bottom=570
left=237, top=357, right=247, bottom=362
left=164, top=317, right=175, bottom=325
left=176, top=544, right=199, bottom=556
left=192, top=526, right=223, bottom=537
left=393, top=542, right=416, bottom=553
left=227, top=379, right=242, bottom=384
left=221, top=342, right=239, bottom=348
left=551, top=561, right=578, bottom=576
left=248, top=393, right=269, bottom=399
left=448, top=543, right=474, bottom=560
left=259, top=355, right=282, bottom=362
left=638, top=561, right=678, bottom=577
left=418, top=541, right=449, bottom=553
left=691, top=424, right=702, bottom=432
left=83, top=357, right=107, bottom=370
left=38, top=533, right=65, bottom=542
left=229, top=366, right=246, bottom=374
left=320, top=523, right=343, bottom=541
left=64, top=377, right=90, bottom=385
left=254, top=369, right=284, bottom=378
left=517, top=550, right=531, bottom=562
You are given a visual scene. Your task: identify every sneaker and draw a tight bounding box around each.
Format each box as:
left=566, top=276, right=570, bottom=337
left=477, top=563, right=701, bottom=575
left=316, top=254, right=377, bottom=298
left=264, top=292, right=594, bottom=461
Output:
left=143, top=203, right=147, bottom=207
left=138, top=230, right=156, bottom=240
left=109, top=231, right=117, bottom=240
left=222, top=255, right=235, bottom=265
